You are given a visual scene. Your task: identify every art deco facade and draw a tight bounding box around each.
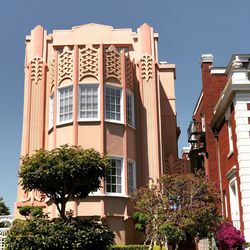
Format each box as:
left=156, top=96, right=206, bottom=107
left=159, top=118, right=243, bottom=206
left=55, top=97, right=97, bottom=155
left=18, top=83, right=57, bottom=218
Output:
left=15, top=23, right=178, bottom=244
left=188, top=54, right=250, bottom=242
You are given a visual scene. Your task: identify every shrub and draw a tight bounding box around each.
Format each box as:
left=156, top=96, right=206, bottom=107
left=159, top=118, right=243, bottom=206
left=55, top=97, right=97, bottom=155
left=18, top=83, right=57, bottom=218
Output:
left=5, top=217, right=114, bottom=250
left=216, top=221, right=245, bottom=250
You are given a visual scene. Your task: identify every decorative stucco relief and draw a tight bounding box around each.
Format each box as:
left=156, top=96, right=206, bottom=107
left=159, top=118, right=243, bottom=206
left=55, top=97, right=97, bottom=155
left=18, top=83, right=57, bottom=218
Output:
left=21, top=190, right=45, bottom=204
left=58, top=46, right=73, bottom=84
left=141, top=54, right=153, bottom=82
left=50, top=59, right=55, bottom=89
left=30, top=57, right=43, bottom=84
left=79, top=45, right=99, bottom=80
left=125, top=56, right=133, bottom=88
left=105, top=45, right=121, bottom=81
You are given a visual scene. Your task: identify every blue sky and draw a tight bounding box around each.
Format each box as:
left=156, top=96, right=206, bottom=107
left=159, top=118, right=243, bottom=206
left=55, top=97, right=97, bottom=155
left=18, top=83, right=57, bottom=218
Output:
left=1, top=0, right=250, bottom=212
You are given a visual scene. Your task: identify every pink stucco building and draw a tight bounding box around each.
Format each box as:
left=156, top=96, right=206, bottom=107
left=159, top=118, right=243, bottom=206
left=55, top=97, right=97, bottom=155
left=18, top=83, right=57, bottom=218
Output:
left=15, top=23, right=178, bottom=244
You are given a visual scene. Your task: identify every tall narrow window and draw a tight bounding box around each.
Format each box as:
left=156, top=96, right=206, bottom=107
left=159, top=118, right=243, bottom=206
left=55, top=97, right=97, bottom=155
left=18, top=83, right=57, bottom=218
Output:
left=127, top=161, right=136, bottom=194
left=58, top=86, right=73, bottom=123
left=126, top=91, right=135, bottom=127
left=79, top=84, right=99, bottom=120
left=105, top=86, right=122, bottom=122
left=106, top=158, right=123, bottom=194
left=49, top=94, right=54, bottom=129
left=229, top=179, right=240, bottom=229
left=227, top=120, right=233, bottom=153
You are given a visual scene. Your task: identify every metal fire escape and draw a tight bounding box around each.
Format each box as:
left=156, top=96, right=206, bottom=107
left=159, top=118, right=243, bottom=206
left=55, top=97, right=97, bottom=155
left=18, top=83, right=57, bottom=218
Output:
left=187, top=120, right=206, bottom=173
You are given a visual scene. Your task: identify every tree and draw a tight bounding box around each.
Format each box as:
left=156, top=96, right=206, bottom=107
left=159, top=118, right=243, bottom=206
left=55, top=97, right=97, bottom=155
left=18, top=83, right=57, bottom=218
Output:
left=19, top=145, right=109, bottom=218
left=0, top=196, right=10, bottom=216
left=133, top=173, right=220, bottom=250
left=0, top=196, right=10, bottom=228
left=5, top=216, right=114, bottom=250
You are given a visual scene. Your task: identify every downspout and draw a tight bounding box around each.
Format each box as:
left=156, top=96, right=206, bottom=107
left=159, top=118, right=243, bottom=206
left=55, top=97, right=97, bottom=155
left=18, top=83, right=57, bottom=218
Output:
left=214, top=131, right=224, bottom=217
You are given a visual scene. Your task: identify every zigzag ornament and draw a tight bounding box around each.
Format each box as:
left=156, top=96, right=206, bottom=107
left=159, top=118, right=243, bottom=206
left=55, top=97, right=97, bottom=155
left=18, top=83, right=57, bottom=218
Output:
left=105, top=45, right=121, bottom=81
left=58, top=46, right=73, bottom=84
left=50, top=59, right=55, bottom=89
left=141, top=54, right=153, bottom=82
left=79, top=45, right=99, bottom=80
left=30, top=57, right=43, bottom=84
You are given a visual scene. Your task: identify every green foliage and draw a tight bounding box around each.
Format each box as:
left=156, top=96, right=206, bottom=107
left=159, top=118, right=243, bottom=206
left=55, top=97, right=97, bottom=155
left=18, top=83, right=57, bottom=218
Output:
left=110, top=246, right=165, bottom=250
left=0, top=196, right=9, bottom=216
left=133, top=212, right=149, bottom=232
left=5, top=217, right=115, bottom=250
left=19, top=206, right=43, bottom=218
left=133, top=173, right=220, bottom=248
left=19, top=145, right=109, bottom=218
left=0, top=196, right=10, bottom=228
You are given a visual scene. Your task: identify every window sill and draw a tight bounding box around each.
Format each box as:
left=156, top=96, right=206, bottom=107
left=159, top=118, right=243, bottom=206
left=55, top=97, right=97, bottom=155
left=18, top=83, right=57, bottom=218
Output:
left=78, top=119, right=101, bottom=123
left=88, top=193, right=130, bottom=198
left=56, top=120, right=73, bottom=128
left=105, top=119, right=124, bottom=125
left=227, top=151, right=234, bottom=159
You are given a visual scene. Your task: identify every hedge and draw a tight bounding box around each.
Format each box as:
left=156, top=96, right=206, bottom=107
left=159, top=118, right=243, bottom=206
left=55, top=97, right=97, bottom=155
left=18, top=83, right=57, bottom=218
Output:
left=110, top=246, right=166, bottom=250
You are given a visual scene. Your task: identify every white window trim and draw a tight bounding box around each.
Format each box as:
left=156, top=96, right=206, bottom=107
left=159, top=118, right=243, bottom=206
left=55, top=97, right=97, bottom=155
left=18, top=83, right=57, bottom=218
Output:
left=127, top=159, right=136, bottom=195
left=78, top=83, right=100, bottom=122
left=126, top=90, right=135, bottom=128
left=105, top=156, right=125, bottom=196
left=49, top=93, right=54, bottom=130
left=229, top=177, right=240, bottom=223
left=227, top=119, right=234, bottom=155
left=105, top=84, right=124, bottom=124
left=57, top=85, right=73, bottom=126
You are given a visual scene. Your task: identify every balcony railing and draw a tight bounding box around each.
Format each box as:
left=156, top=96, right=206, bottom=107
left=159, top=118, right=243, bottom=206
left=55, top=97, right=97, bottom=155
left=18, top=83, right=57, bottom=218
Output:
left=188, top=121, right=205, bottom=143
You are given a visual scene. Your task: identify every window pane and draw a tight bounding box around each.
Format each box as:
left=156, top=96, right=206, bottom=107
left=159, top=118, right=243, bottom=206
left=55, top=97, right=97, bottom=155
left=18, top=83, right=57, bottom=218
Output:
left=126, top=92, right=134, bottom=126
left=105, top=86, right=122, bottom=121
left=79, top=85, right=99, bottom=119
left=58, top=87, right=73, bottom=123
left=106, top=158, right=123, bottom=194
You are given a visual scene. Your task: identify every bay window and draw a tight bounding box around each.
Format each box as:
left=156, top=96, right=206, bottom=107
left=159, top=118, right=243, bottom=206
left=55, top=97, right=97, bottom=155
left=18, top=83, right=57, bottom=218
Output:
left=126, top=91, right=135, bottom=127
left=79, top=84, right=99, bottom=120
left=58, top=86, right=73, bottom=124
left=105, top=85, right=122, bottom=122
left=127, top=161, right=136, bottom=194
left=106, top=158, right=123, bottom=194
left=49, top=94, right=54, bottom=129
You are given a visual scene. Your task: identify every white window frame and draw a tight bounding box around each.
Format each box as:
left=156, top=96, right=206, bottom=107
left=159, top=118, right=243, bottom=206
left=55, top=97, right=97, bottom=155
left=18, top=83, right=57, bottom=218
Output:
left=78, top=83, right=100, bottom=122
left=126, top=90, right=135, bottom=128
left=127, top=160, right=136, bottom=194
left=105, top=157, right=125, bottom=196
left=105, top=84, right=123, bottom=124
left=57, top=86, right=73, bottom=125
left=49, top=94, right=54, bottom=129
left=229, top=177, right=240, bottom=229
left=227, top=120, right=234, bottom=154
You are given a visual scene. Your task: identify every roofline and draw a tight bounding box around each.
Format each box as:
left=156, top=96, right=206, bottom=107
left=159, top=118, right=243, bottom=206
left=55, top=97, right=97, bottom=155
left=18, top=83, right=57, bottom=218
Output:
left=193, top=91, right=203, bottom=116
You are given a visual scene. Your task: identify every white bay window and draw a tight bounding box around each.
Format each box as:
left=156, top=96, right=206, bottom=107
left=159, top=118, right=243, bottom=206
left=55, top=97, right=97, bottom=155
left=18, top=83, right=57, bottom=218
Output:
left=49, top=94, right=54, bottom=129
left=105, top=85, right=123, bottom=123
left=106, top=158, right=123, bottom=194
left=79, top=84, right=99, bottom=121
left=127, top=161, right=136, bottom=194
left=126, top=91, right=135, bottom=127
left=58, top=86, right=73, bottom=124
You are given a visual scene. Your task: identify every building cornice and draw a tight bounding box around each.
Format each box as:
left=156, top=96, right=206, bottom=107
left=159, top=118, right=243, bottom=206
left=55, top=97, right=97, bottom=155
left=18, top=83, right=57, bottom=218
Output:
left=211, top=81, right=250, bottom=128
left=193, top=91, right=203, bottom=116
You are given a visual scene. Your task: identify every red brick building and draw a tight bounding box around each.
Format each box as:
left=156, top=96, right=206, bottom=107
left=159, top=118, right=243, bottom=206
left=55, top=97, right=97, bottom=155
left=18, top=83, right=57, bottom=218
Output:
left=188, top=54, right=250, bottom=242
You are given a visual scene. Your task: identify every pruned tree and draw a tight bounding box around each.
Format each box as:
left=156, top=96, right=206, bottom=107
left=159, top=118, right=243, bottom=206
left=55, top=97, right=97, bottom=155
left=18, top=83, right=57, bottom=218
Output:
left=19, top=145, right=109, bottom=219
left=133, top=173, right=220, bottom=250
left=0, top=196, right=10, bottom=216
